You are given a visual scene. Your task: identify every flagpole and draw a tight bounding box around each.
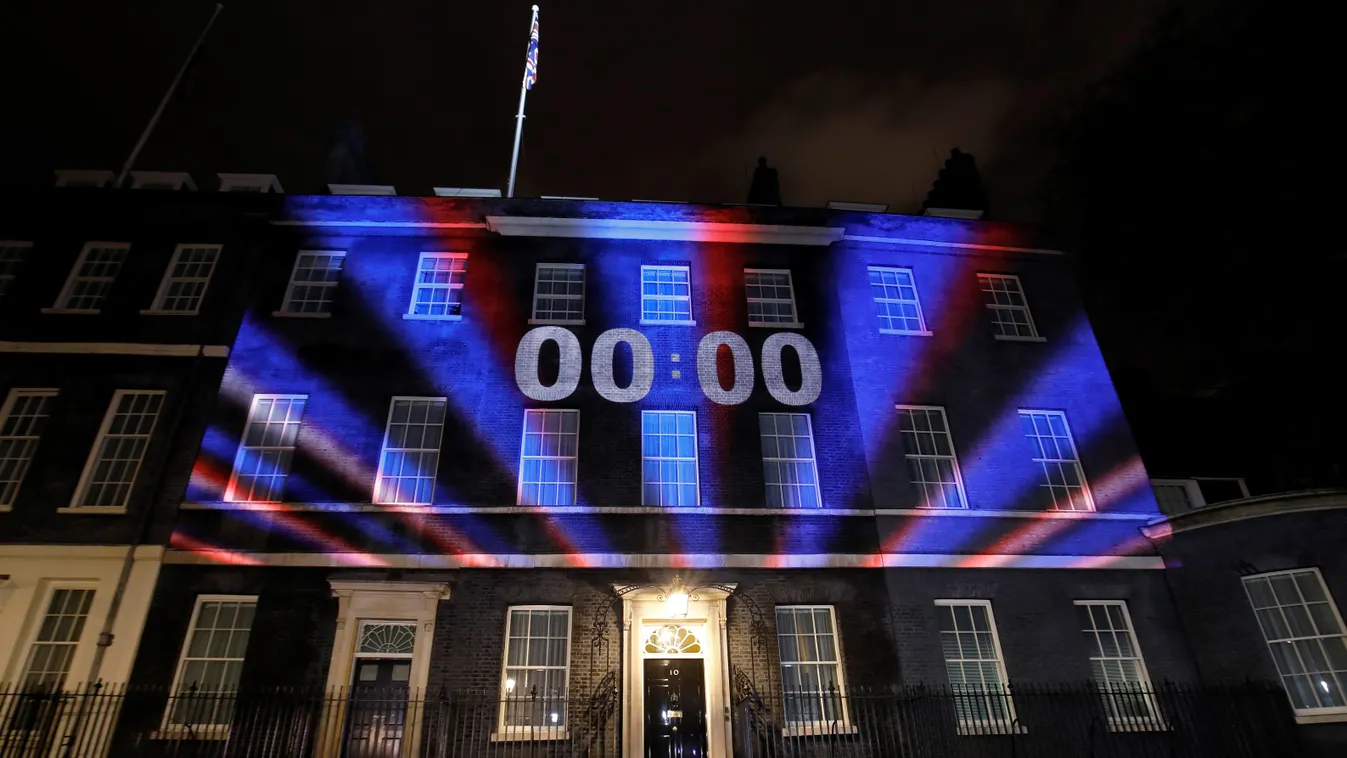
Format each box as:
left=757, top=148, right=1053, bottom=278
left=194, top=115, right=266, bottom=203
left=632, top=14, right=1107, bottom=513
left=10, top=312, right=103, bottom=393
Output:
left=507, top=4, right=539, bottom=198
left=114, top=3, right=224, bottom=189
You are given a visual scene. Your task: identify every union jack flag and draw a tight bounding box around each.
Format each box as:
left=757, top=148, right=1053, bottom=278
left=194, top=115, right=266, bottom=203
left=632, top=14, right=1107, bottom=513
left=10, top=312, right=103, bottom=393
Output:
left=525, top=12, right=539, bottom=90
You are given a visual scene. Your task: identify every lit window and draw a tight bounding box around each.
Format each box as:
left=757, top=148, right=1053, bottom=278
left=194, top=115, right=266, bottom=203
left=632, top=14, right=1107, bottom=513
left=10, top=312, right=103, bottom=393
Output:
left=19, top=588, right=94, bottom=691
left=640, top=265, right=694, bottom=324
left=500, top=606, right=572, bottom=731
left=280, top=251, right=345, bottom=316
left=165, top=596, right=257, bottom=729
left=72, top=391, right=165, bottom=509
left=518, top=409, right=579, bottom=506
left=407, top=252, right=468, bottom=319
left=53, top=243, right=129, bottom=312
left=895, top=405, right=966, bottom=508
left=641, top=411, right=699, bottom=506
left=226, top=395, right=307, bottom=503
left=1018, top=410, right=1092, bottom=511
left=776, top=606, right=848, bottom=728
left=977, top=273, right=1040, bottom=340
left=744, top=269, right=801, bottom=327
left=868, top=266, right=928, bottom=334
left=1076, top=601, right=1161, bottom=723
left=531, top=263, right=585, bottom=324
left=1242, top=569, right=1347, bottom=713
left=0, top=389, right=57, bottom=509
left=374, top=397, right=446, bottom=505
left=936, top=600, right=1016, bottom=731
left=148, top=244, right=221, bottom=314
left=759, top=413, right=821, bottom=508
left=0, top=241, right=33, bottom=300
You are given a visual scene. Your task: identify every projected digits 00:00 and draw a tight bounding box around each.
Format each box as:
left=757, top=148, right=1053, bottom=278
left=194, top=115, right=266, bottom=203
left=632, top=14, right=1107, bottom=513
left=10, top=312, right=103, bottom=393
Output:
left=515, top=327, right=821, bottom=406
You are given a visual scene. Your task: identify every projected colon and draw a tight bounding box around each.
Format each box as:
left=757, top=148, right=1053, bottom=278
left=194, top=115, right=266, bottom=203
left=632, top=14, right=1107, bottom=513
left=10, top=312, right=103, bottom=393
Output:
left=514, top=327, right=822, bottom=406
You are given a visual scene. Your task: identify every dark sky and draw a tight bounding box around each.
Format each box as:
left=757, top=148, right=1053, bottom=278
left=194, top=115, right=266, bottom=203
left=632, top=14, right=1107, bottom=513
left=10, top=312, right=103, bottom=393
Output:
left=3, top=0, right=1168, bottom=220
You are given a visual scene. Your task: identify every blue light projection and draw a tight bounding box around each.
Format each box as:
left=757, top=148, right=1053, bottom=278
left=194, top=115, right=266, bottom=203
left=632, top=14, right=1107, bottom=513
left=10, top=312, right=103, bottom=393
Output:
left=174, top=196, right=1164, bottom=569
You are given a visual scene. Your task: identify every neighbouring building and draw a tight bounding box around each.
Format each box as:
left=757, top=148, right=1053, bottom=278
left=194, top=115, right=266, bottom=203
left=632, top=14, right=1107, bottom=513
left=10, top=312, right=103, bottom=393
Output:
left=0, top=177, right=267, bottom=743
left=4, top=176, right=1339, bottom=757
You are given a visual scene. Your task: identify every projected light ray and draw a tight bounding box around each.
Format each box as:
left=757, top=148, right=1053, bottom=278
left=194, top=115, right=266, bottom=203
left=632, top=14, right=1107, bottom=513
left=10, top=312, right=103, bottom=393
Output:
left=955, top=457, right=1151, bottom=565
left=169, top=532, right=263, bottom=566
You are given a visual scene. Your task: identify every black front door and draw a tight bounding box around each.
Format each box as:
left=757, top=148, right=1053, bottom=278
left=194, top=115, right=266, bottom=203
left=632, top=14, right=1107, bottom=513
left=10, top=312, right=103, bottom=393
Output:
left=346, top=659, right=411, bottom=758
left=644, top=658, right=707, bottom=758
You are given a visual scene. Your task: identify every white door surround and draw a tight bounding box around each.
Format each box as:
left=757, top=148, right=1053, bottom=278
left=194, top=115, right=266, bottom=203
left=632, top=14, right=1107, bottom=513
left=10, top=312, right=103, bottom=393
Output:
left=618, top=583, right=735, bottom=758
left=322, top=580, right=449, bottom=758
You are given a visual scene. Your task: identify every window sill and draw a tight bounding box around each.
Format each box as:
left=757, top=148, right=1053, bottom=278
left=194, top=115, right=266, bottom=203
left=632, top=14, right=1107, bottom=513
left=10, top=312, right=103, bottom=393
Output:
left=528, top=318, right=586, bottom=326
left=782, top=724, right=858, bottom=737
left=40, top=307, right=100, bottom=315
left=271, top=310, right=332, bottom=319
left=639, top=319, right=697, bottom=326
left=140, top=309, right=199, bottom=316
left=1295, top=709, right=1347, bottom=725
left=879, top=328, right=933, bottom=336
left=994, top=334, right=1046, bottom=343
left=150, top=726, right=230, bottom=741
left=490, top=728, right=569, bottom=742
left=56, top=506, right=128, bottom=515
left=749, top=321, right=804, bottom=329
left=403, top=313, right=463, bottom=321
left=956, top=723, right=1027, bottom=736
left=1108, top=718, right=1170, bottom=732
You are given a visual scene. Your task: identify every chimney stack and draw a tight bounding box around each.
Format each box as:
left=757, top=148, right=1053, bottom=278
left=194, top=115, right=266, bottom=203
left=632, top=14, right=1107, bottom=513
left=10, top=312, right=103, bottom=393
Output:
left=746, top=156, right=782, bottom=206
left=921, top=148, right=989, bottom=220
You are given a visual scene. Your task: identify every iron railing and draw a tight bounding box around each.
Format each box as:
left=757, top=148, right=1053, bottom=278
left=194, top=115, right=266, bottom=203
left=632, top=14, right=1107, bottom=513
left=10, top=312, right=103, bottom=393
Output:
left=735, top=682, right=1300, bottom=758
left=0, top=680, right=1297, bottom=758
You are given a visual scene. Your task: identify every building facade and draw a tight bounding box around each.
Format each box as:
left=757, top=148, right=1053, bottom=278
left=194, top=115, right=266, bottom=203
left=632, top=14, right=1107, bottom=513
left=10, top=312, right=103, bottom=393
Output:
left=0, top=183, right=264, bottom=725
left=112, top=193, right=1300, bottom=757
left=6, top=184, right=1335, bottom=756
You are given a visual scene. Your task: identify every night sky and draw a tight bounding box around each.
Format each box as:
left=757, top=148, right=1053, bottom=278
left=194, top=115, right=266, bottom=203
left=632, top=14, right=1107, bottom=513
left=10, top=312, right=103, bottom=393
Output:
left=3, top=0, right=1168, bottom=219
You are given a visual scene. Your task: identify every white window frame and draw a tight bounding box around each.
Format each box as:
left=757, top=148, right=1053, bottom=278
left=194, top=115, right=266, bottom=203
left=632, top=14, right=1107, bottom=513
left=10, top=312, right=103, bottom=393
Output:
left=66, top=390, right=165, bottom=512
left=47, top=242, right=130, bottom=314
left=639, top=265, right=696, bottom=326
left=640, top=410, right=700, bottom=507
left=276, top=250, right=345, bottom=318
left=759, top=412, right=822, bottom=508
left=529, top=263, right=586, bottom=325
left=17, top=583, right=97, bottom=690
left=894, top=405, right=967, bottom=509
left=498, top=605, right=573, bottom=736
left=405, top=252, right=469, bottom=321
left=1151, top=477, right=1250, bottom=515
left=775, top=605, right=851, bottom=734
left=0, top=240, right=34, bottom=300
left=1018, top=409, right=1094, bottom=512
left=0, top=388, right=58, bottom=511
left=224, top=394, right=307, bottom=504
left=868, top=265, right=931, bottom=336
left=517, top=409, right=581, bottom=506
left=977, top=273, right=1043, bottom=342
left=161, top=595, right=258, bottom=736
left=744, top=268, right=803, bottom=329
left=144, top=244, right=222, bottom=316
left=1242, top=568, right=1347, bottom=718
left=934, top=599, right=1018, bottom=734
left=1074, top=601, right=1163, bottom=729
left=373, top=396, right=447, bottom=506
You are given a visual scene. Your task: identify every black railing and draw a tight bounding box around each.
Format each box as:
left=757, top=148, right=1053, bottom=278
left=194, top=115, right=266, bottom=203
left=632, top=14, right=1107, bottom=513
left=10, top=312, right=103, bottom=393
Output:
left=0, top=681, right=1297, bottom=758
left=734, top=682, right=1300, bottom=758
